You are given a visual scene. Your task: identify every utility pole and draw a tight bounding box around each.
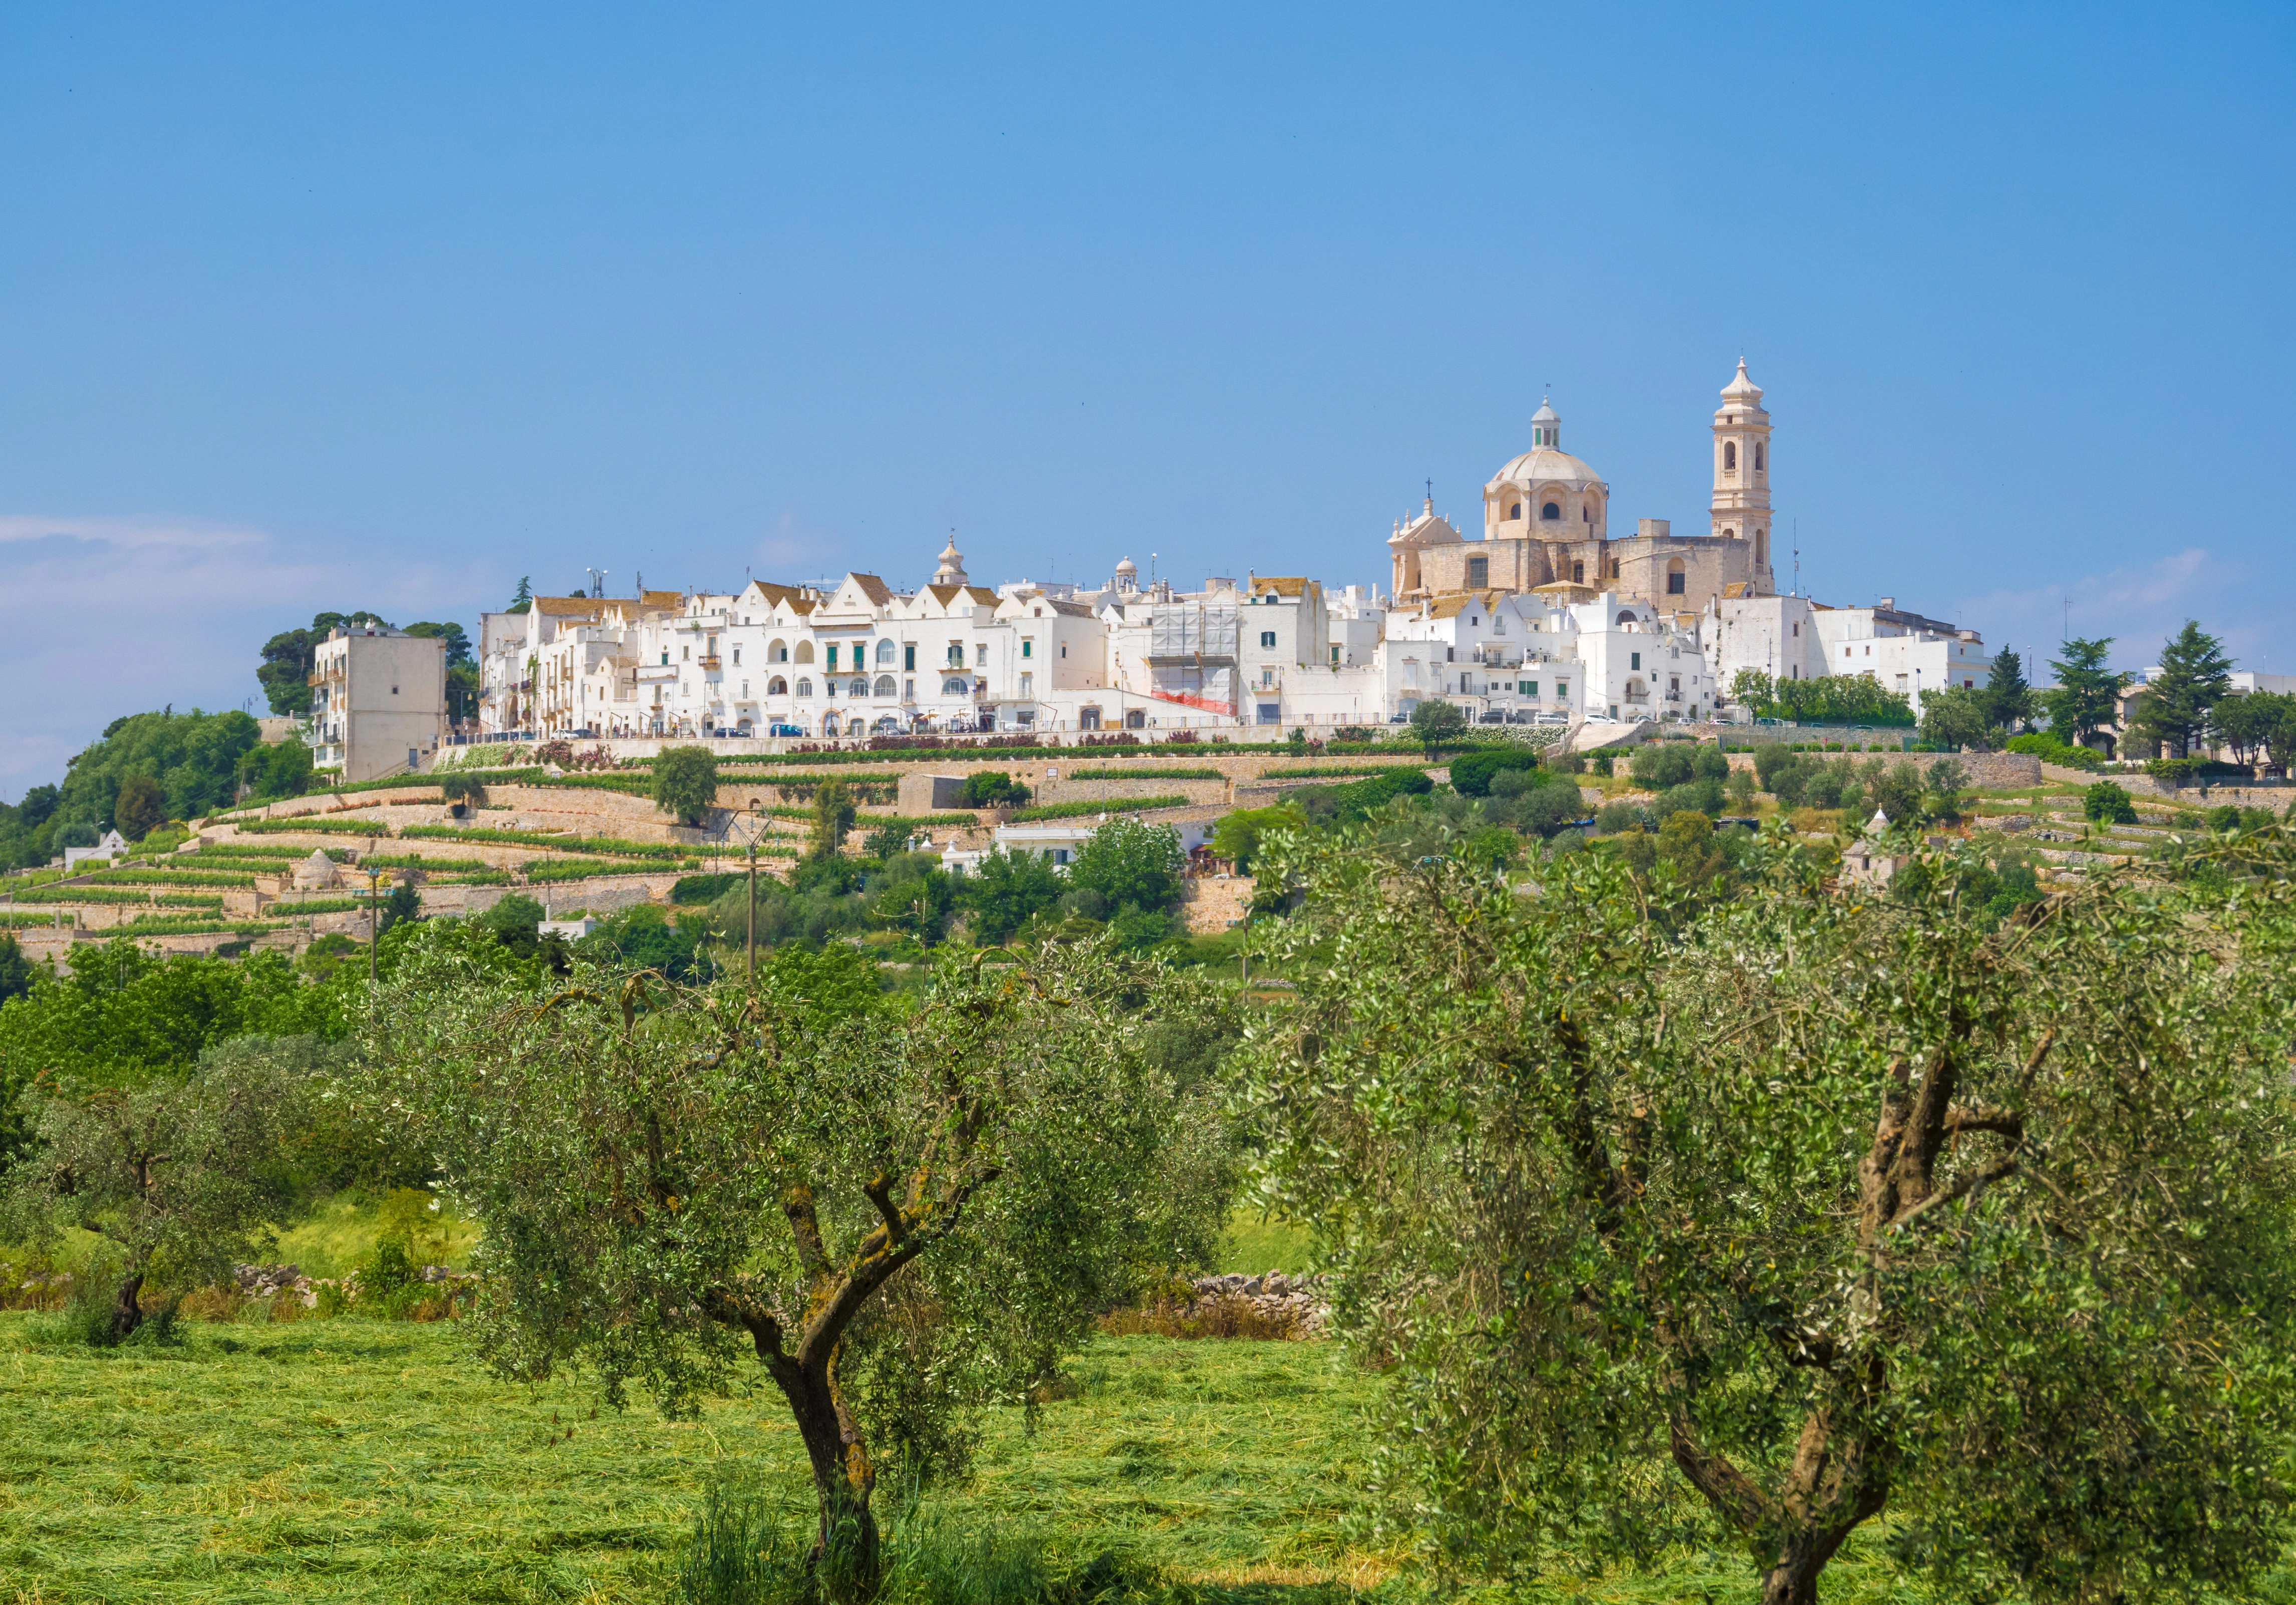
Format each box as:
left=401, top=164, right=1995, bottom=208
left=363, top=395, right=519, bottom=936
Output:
left=367, top=867, right=383, bottom=1001
left=747, top=837, right=758, bottom=986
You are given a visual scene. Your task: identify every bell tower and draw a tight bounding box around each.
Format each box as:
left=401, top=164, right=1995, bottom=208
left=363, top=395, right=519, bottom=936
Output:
left=1710, top=359, right=1775, bottom=589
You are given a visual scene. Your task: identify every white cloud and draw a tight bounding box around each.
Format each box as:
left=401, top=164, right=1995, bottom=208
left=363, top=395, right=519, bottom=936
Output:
left=0, top=513, right=493, bottom=800
left=1954, top=548, right=2279, bottom=679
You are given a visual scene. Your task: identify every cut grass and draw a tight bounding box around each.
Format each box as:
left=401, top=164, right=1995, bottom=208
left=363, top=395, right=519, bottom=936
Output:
left=0, top=1312, right=2013, bottom=1603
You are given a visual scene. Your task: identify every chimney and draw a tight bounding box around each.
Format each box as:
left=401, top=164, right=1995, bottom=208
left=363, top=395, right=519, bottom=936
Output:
left=1878, top=597, right=1895, bottom=610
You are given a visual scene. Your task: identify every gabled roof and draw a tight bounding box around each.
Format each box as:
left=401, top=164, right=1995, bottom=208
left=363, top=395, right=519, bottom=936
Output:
left=641, top=590, right=684, bottom=608
left=847, top=574, right=895, bottom=606
left=532, top=597, right=607, bottom=617
left=1247, top=575, right=1315, bottom=598
left=1721, top=582, right=1749, bottom=599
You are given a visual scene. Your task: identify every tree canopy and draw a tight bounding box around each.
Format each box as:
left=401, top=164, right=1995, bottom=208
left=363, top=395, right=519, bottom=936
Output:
left=2040, top=637, right=2128, bottom=748
left=651, top=745, right=721, bottom=827
left=355, top=935, right=1235, bottom=1585
left=1240, top=824, right=2296, bottom=1604
left=2131, top=620, right=2234, bottom=759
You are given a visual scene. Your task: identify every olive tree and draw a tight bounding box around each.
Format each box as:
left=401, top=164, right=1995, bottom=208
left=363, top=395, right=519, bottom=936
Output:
left=356, top=930, right=1233, bottom=1592
left=1241, top=825, right=2296, bottom=1604
left=6, top=1038, right=308, bottom=1339
left=652, top=744, right=721, bottom=826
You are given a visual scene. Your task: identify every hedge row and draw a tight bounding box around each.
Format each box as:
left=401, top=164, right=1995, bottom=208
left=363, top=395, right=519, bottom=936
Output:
left=85, top=869, right=258, bottom=888
left=1005, top=795, right=1192, bottom=822
left=14, top=886, right=227, bottom=907
left=233, top=817, right=392, bottom=839
left=1061, top=766, right=1226, bottom=781
left=397, top=825, right=688, bottom=859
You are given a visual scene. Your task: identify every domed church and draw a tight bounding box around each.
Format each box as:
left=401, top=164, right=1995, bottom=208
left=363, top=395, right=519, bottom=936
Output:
left=1389, top=362, right=1778, bottom=612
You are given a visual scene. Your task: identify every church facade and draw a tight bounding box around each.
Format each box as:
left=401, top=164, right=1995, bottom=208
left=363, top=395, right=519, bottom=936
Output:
left=1389, top=361, right=1777, bottom=614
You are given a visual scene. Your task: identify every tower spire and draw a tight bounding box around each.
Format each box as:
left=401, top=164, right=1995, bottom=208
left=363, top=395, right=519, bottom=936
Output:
left=1710, top=360, right=1774, bottom=589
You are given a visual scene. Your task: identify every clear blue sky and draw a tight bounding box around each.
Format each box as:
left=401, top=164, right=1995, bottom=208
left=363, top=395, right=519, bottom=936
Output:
left=4, top=4, right=2292, bottom=793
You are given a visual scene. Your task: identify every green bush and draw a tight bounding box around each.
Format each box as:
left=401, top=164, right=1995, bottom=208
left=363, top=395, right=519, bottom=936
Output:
left=2084, top=780, right=2139, bottom=825
left=1448, top=749, right=1542, bottom=796
left=652, top=745, right=721, bottom=826
left=672, top=873, right=744, bottom=905
left=956, top=771, right=1032, bottom=809
left=2007, top=733, right=2104, bottom=771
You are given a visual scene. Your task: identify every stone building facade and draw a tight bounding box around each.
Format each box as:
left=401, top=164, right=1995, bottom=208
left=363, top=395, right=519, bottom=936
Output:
left=1389, top=363, right=1777, bottom=614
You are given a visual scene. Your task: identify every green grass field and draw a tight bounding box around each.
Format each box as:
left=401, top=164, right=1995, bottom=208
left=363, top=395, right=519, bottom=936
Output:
left=0, top=1299, right=2101, bottom=1605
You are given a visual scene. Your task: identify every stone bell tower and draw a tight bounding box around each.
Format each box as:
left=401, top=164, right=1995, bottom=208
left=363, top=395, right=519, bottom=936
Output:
left=1710, top=359, right=1775, bottom=588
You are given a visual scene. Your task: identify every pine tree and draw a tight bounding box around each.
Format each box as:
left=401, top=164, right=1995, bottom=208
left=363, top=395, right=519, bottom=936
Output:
left=506, top=577, right=533, bottom=615
left=2041, top=637, right=2128, bottom=747
left=1980, top=649, right=2034, bottom=732
left=2132, top=620, right=2234, bottom=759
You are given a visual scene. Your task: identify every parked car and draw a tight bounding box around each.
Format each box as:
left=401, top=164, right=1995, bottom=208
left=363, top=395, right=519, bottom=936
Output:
left=768, top=723, right=805, bottom=737
left=1479, top=710, right=1510, bottom=724
left=1536, top=711, right=1571, bottom=725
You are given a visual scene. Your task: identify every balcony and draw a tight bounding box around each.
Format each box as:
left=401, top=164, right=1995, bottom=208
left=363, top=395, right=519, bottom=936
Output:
left=699, top=655, right=722, bottom=671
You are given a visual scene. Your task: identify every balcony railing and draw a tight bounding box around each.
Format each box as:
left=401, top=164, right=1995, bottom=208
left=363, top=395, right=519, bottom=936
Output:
left=698, top=655, right=722, bottom=671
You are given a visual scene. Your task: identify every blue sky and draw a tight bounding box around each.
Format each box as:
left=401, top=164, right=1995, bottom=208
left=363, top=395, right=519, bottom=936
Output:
left=3, top=4, right=2291, bottom=793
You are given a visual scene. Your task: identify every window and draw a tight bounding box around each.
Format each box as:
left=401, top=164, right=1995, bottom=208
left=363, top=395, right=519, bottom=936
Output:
left=1631, top=652, right=1642, bottom=671
left=943, top=676, right=970, bottom=695
left=1521, top=680, right=1537, bottom=696
left=822, top=714, right=840, bottom=736
left=905, top=678, right=915, bottom=698
left=733, top=647, right=742, bottom=665
left=1022, top=639, right=1033, bottom=658
left=1571, top=561, right=1585, bottom=584
left=1331, top=644, right=1341, bottom=665
left=768, top=676, right=788, bottom=695
left=1019, top=672, right=1034, bottom=696
left=1466, top=557, right=1488, bottom=588
left=390, top=685, right=399, bottom=695
left=1583, top=505, right=1591, bottom=523
left=875, top=675, right=897, bottom=697
left=795, top=677, right=813, bottom=697
left=904, top=644, right=916, bottom=671
left=1666, top=560, right=1686, bottom=596
left=1541, top=502, right=1561, bottom=520
left=850, top=679, right=869, bottom=697
left=1260, top=630, right=1277, bottom=648
left=1792, top=621, right=1799, bottom=637
left=826, top=644, right=839, bottom=672
left=682, top=646, right=690, bottom=661
left=742, top=680, right=749, bottom=698
left=1724, top=441, right=1738, bottom=471
left=1261, top=668, right=1275, bottom=688
left=1608, top=558, right=1621, bottom=579
left=1754, top=442, right=1765, bottom=472
left=1257, top=703, right=1281, bottom=725
left=947, top=643, right=964, bottom=667
left=1508, top=501, right=1523, bottom=519
left=1557, top=679, right=1569, bottom=697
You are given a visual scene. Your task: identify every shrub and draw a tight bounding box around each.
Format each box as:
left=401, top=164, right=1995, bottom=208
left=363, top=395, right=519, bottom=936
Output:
left=2084, top=780, right=2139, bottom=825
left=1449, top=749, right=1542, bottom=797
left=955, top=771, right=1032, bottom=809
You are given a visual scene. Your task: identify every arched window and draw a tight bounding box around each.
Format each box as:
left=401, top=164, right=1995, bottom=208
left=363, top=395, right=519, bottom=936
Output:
left=875, top=639, right=897, bottom=664
left=822, top=713, right=840, bottom=736
left=1571, top=561, right=1585, bottom=584
left=1618, top=611, right=1638, bottom=626
left=1724, top=441, right=1738, bottom=471
left=767, top=676, right=788, bottom=696
left=1541, top=502, right=1561, bottom=520
left=770, top=639, right=788, bottom=662
left=1507, top=502, right=1523, bottom=520
left=795, top=677, right=813, bottom=698
left=874, top=675, right=897, bottom=697
left=794, top=641, right=815, bottom=664
left=849, top=679, right=869, bottom=698
left=1754, top=442, right=1765, bottom=472
left=1756, top=528, right=1769, bottom=567
left=1666, top=558, right=1686, bottom=596
left=943, top=675, right=970, bottom=695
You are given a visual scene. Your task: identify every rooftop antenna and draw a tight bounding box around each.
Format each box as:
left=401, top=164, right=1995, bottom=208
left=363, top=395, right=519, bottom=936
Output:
left=587, top=567, right=608, bottom=599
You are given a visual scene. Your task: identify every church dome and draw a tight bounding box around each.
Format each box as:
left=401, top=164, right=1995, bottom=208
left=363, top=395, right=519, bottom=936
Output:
left=1492, top=397, right=1604, bottom=491
left=1489, top=445, right=1605, bottom=490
